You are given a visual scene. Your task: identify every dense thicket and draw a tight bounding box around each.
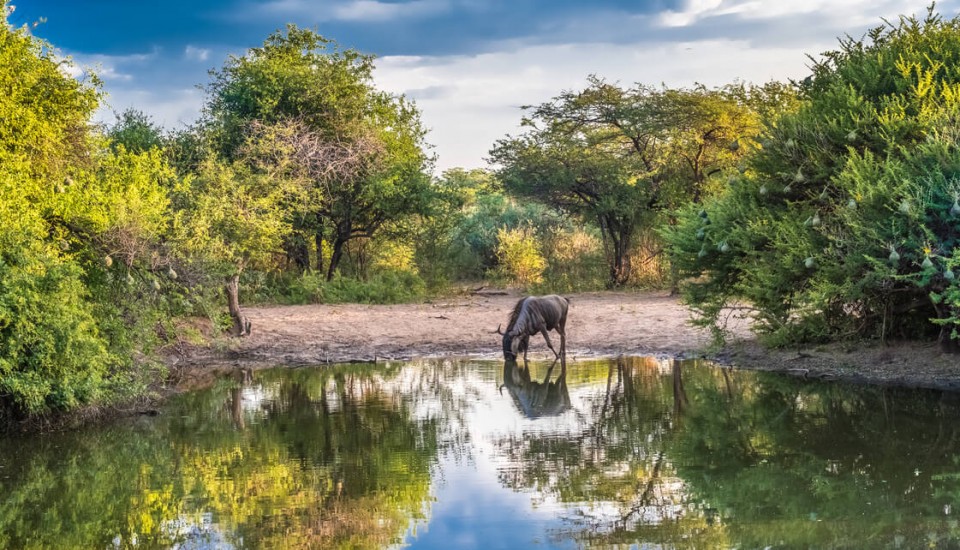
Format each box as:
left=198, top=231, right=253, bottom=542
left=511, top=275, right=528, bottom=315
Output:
left=0, top=7, right=174, bottom=417
left=665, top=9, right=960, bottom=347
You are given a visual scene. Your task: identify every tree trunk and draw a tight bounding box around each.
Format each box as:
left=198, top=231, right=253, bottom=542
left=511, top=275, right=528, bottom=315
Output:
left=225, top=274, right=251, bottom=337
left=327, top=237, right=347, bottom=281
left=610, top=249, right=631, bottom=287
left=606, top=225, right=632, bottom=287
left=326, top=219, right=352, bottom=281
left=598, top=214, right=633, bottom=288
left=315, top=214, right=325, bottom=273
left=672, top=359, right=689, bottom=415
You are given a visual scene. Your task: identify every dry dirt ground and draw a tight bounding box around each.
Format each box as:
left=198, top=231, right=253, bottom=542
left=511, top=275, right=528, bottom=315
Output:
left=170, top=290, right=960, bottom=392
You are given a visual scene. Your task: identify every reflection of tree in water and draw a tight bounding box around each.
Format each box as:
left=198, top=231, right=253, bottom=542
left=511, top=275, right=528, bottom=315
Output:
left=491, top=358, right=960, bottom=548
left=9, top=359, right=960, bottom=548
left=671, top=370, right=960, bottom=548
left=491, top=357, right=712, bottom=546
left=0, top=362, right=445, bottom=549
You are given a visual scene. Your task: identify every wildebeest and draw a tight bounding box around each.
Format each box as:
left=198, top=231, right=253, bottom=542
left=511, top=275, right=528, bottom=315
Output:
left=497, top=295, right=569, bottom=366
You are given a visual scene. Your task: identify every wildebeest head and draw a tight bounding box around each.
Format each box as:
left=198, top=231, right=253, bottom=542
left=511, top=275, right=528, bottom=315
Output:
left=498, top=324, right=519, bottom=360
left=497, top=323, right=529, bottom=360
left=501, top=327, right=515, bottom=359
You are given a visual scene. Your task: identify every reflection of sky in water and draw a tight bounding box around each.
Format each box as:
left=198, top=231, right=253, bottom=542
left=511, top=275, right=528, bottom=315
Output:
left=402, top=361, right=580, bottom=549
left=395, top=358, right=686, bottom=549
left=163, top=514, right=236, bottom=550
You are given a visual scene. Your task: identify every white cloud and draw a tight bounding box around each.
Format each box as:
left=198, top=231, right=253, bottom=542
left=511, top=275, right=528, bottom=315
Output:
left=184, top=45, right=210, bottom=62
left=659, top=0, right=944, bottom=28
left=96, top=87, right=203, bottom=129
left=376, top=39, right=817, bottom=173
left=243, top=0, right=448, bottom=22
left=659, top=0, right=723, bottom=27
left=66, top=50, right=158, bottom=83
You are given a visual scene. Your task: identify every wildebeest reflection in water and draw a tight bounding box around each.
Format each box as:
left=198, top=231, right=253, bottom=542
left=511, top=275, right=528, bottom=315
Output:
left=500, top=359, right=571, bottom=418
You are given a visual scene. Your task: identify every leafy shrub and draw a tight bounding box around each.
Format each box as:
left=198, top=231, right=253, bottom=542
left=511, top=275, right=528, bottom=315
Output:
left=248, top=269, right=427, bottom=305
left=0, top=236, right=110, bottom=415
left=494, top=226, right=547, bottom=286
left=323, top=270, right=426, bottom=304
left=535, top=227, right=607, bottom=293
left=665, top=9, right=960, bottom=347
left=0, top=12, right=180, bottom=418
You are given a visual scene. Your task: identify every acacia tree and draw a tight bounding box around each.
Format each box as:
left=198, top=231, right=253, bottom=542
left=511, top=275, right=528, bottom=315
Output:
left=203, top=25, right=431, bottom=279
left=490, top=78, right=767, bottom=286
left=268, top=104, right=431, bottom=281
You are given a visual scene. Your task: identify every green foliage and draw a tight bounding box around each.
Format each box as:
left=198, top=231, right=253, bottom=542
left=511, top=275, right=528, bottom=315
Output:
left=203, top=26, right=433, bottom=281
left=666, top=8, right=960, bottom=346
left=172, top=155, right=292, bottom=276
left=107, top=108, right=164, bottom=153
left=409, top=168, right=608, bottom=292
left=494, top=226, right=547, bottom=286
left=205, top=25, right=374, bottom=157
left=540, top=228, right=608, bottom=293
left=0, top=238, right=109, bottom=413
left=321, top=270, right=426, bottom=304
left=491, top=78, right=771, bottom=287
left=242, top=268, right=426, bottom=305
left=0, top=6, right=99, bottom=181
left=0, top=8, right=178, bottom=417
left=449, top=190, right=553, bottom=277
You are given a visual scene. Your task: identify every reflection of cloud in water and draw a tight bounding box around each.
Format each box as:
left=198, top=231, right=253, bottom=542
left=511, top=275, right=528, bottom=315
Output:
left=238, top=385, right=268, bottom=412
left=105, top=513, right=237, bottom=550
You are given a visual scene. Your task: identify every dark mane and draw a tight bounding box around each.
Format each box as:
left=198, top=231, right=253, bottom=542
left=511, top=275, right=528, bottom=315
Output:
left=505, top=297, right=527, bottom=332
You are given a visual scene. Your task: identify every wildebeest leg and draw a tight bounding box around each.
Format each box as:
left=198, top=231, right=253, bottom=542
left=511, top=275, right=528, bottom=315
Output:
left=558, top=310, right=568, bottom=368
left=522, top=335, right=530, bottom=369
left=543, top=362, right=556, bottom=383
left=540, top=328, right=560, bottom=360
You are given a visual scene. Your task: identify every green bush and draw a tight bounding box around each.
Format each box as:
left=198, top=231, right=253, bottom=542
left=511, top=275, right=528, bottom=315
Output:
left=536, top=227, right=608, bottom=293
left=0, top=243, right=110, bottom=415
left=494, top=226, right=547, bottom=286
left=0, top=10, right=181, bottom=419
left=247, top=269, right=427, bottom=305
left=323, top=270, right=426, bottom=304
left=665, top=9, right=960, bottom=347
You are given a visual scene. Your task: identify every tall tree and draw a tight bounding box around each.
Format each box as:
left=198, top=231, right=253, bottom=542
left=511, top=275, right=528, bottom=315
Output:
left=172, top=128, right=300, bottom=336
left=202, top=25, right=431, bottom=279
left=491, top=78, right=767, bottom=286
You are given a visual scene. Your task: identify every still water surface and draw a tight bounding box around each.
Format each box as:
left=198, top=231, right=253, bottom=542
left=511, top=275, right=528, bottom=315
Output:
left=3, top=357, right=960, bottom=549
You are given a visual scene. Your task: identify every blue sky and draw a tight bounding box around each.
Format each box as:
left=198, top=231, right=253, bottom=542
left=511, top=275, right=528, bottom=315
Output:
left=13, top=0, right=960, bottom=171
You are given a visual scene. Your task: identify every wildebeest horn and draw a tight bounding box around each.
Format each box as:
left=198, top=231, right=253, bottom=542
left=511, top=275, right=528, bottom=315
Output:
left=494, top=324, right=504, bottom=335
